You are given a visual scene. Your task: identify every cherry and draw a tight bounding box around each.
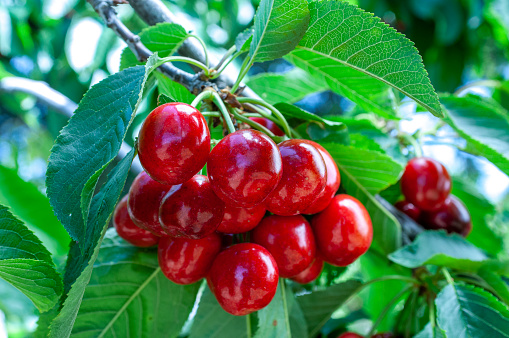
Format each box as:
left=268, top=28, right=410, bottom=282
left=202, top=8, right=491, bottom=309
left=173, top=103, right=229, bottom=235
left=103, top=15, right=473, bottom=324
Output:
left=420, top=195, right=472, bottom=237
left=138, top=102, right=210, bottom=185
left=159, top=175, right=225, bottom=239
left=113, top=195, right=159, bottom=247
left=395, top=200, right=421, bottom=222
left=312, top=194, right=373, bottom=267
left=337, top=333, right=363, bottom=338
left=301, top=141, right=340, bottom=215
left=158, top=233, right=222, bottom=284
left=249, top=117, right=285, bottom=136
left=291, top=253, right=324, bottom=284
left=128, top=171, right=170, bottom=237
left=371, top=333, right=394, bottom=338
left=252, top=215, right=316, bottom=278
left=217, top=204, right=266, bottom=234
left=207, top=243, right=279, bottom=316
left=266, top=139, right=327, bottom=216
left=400, top=157, right=451, bottom=211
left=207, top=129, right=282, bottom=207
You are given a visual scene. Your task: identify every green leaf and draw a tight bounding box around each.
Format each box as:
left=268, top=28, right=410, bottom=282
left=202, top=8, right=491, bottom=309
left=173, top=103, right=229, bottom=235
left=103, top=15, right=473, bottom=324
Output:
left=249, top=0, right=310, bottom=63
left=71, top=229, right=200, bottom=337
left=120, top=23, right=190, bottom=70
left=435, top=283, right=509, bottom=337
left=254, top=280, right=291, bottom=338
left=0, top=165, right=70, bottom=256
left=246, top=69, right=327, bottom=105
left=157, top=93, right=175, bottom=105
left=414, top=322, right=446, bottom=338
left=478, top=266, right=509, bottom=305
left=46, top=59, right=153, bottom=245
left=0, top=205, right=62, bottom=312
left=287, top=0, right=442, bottom=117
left=274, top=103, right=344, bottom=127
left=320, top=143, right=403, bottom=253
left=235, top=28, right=253, bottom=53
left=190, top=287, right=248, bottom=338
left=49, top=149, right=135, bottom=338
left=441, top=94, right=509, bottom=177
left=389, top=231, right=488, bottom=270
left=296, top=280, right=362, bottom=337
left=155, top=72, right=196, bottom=104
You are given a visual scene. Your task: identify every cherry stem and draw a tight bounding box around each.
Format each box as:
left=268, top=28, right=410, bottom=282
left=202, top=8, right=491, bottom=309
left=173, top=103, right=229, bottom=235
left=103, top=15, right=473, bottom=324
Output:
left=154, top=56, right=210, bottom=77
left=190, top=90, right=236, bottom=134
left=189, top=34, right=210, bottom=69
left=441, top=267, right=455, bottom=285
left=236, top=97, right=292, bottom=137
left=231, top=55, right=251, bottom=93
left=230, top=108, right=277, bottom=138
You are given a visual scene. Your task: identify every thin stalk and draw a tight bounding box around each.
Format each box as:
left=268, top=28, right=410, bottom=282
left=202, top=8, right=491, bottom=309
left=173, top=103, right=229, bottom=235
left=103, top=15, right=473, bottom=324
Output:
left=189, top=34, right=210, bottom=68
left=441, top=268, right=455, bottom=285
left=191, top=90, right=215, bottom=109
left=212, top=45, right=236, bottom=71
left=237, top=97, right=292, bottom=137
left=243, top=103, right=281, bottom=124
left=400, top=132, right=423, bottom=158
left=280, top=280, right=292, bottom=338
left=231, top=55, right=251, bottom=93
left=154, top=56, right=210, bottom=76
left=428, top=292, right=436, bottom=331
left=246, top=313, right=252, bottom=338
left=231, top=108, right=276, bottom=138
left=191, top=90, right=236, bottom=134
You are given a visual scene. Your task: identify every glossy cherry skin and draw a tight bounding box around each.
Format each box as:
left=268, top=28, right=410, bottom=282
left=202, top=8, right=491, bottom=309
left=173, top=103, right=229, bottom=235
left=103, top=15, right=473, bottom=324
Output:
left=395, top=200, right=421, bottom=222
left=291, top=253, right=324, bottom=284
left=207, top=243, right=279, bottom=316
left=252, top=215, right=316, bottom=278
left=312, top=194, right=373, bottom=267
left=207, top=129, right=282, bottom=207
left=266, top=139, right=327, bottom=216
left=128, top=171, right=170, bottom=237
left=302, top=141, right=340, bottom=215
left=217, top=204, right=266, bottom=234
left=337, top=333, right=363, bottom=338
left=401, top=157, right=451, bottom=211
left=114, top=195, right=159, bottom=247
left=158, top=233, right=222, bottom=284
left=159, top=175, right=225, bottom=239
left=249, top=117, right=285, bottom=136
left=138, top=102, right=210, bottom=185
left=420, top=195, right=472, bottom=237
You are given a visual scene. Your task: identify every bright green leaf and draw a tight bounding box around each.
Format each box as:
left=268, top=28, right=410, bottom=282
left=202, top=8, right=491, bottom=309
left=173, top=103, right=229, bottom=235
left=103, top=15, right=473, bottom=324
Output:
left=478, top=266, right=509, bottom=305
left=235, top=28, right=253, bottom=53
left=414, top=322, right=446, bottom=338
left=155, top=72, right=196, bottom=104
left=254, top=280, right=291, bottom=338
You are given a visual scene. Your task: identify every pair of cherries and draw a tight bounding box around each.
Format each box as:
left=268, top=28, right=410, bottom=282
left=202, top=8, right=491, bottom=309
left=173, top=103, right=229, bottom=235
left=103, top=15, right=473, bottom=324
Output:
left=396, top=157, right=472, bottom=237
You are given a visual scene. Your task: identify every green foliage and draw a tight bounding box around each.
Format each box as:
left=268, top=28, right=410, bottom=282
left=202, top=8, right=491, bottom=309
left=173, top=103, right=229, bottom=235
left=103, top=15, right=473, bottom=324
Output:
left=254, top=281, right=292, bottom=338
left=155, top=72, right=196, bottom=104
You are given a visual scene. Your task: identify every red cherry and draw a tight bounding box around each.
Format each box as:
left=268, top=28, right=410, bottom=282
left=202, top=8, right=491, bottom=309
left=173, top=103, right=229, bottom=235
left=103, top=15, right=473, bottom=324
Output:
left=420, top=195, right=472, bottom=237
left=266, top=139, right=327, bottom=216
left=128, top=171, right=170, bottom=237
left=371, top=333, right=394, bottom=338
left=249, top=117, right=285, bottom=136
left=159, top=175, right=225, bottom=239
left=400, top=157, right=451, bottom=211
left=207, top=129, right=282, bottom=207
left=301, top=141, right=340, bottom=214
left=252, top=215, right=316, bottom=278
left=113, top=196, right=159, bottom=247
left=395, top=200, right=421, bottom=221
left=138, top=102, right=210, bottom=185
left=207, top=243, right=279, bottom=316
left=291, top=253, right=324, bottom=284
left=312, top=194, right=373, bottom=266
left=337, top=333, right=363, bottom=338
left=217, top=204, right=266, bottom=234
left=158, top=233, right=222, bottom=284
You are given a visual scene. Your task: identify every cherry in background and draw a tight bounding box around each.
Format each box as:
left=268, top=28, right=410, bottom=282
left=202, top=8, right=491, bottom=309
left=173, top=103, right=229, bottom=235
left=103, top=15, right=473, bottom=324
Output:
left=266, top=139, right=327, bottom=216
left=291, top=253, right=324, bottom=284
left=159, top=175, right=225, bottom=239
left=395, top=200, right=421, bottom=222
left=420, top=195, right=472, bottom=237
left=207, top=243, right=279, bottom=316
left=128, top=171, right=170, bottom=237
left=312, top=194, right=373, bottom=267
left=207, top=129, right=282, bottom=207
left=337, top=333, right=363, bottom=338
left=249, top=117, right=285, bottom=136
left=138, top=102, right=210, bottom=185
left=158, top=233, right=221, bottom=284
left=113, top=195, right=159, bottom=247
left=400, top=157, right=451, bottom=211
left=252, top=215, right=316, bottom=278
left=217, top=204, right=266, bottom=234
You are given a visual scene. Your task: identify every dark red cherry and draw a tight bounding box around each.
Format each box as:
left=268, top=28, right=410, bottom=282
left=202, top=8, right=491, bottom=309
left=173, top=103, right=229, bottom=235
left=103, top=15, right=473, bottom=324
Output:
left=159, top=175, right=225, bottom=239
left=252, top=215, right=316, bottom=278
left=158, top=233, right=222, bottom=284
left=395, top=200, right=421, bottom=222
left=138, top=102, right=210, bottom=185
left=114, top=195, right=159, bottom=247
left=249, top=117, right=285, bottom=136
left=337, top=333, right=363, bottom=338
left=291, top=253, right=324, bottom=284
left=401, top=157, right=451, bottom=211
left=128, top=171, right=170, bottom=237
left=371, top=333, right=394, bottom=338
left=302, top=141, right=340, bottom=214
left=266, top=139, right=327, bottom=216
left=207, top=129, right=282, bottom=207
left=207, top=243, right=279, bottom=316
left=217, top=204, right=266, bottom=234
left=420, top=195, right=472, bottom=237
left=312, top=194, right=373, bottom=267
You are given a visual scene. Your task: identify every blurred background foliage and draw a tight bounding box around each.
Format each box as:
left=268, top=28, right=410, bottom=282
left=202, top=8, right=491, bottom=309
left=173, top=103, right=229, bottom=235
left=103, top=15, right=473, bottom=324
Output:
left=0, top=0, right=508, bottom=336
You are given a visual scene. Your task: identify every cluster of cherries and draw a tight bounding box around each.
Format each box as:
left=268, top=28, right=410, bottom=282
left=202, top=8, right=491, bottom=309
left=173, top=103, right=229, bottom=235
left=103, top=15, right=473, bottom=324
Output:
left=395, top=157, right=472, bottom=237
left=113, top=102, right=373, bottom=316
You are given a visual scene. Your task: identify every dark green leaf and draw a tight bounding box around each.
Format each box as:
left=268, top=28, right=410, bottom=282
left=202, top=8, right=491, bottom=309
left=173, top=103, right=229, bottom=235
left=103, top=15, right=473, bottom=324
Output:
left=155, top=72, right=195, bottom=104
left=254, top=280, right=291, bottom=338
left=414, top=322, right=446, bottom=338
left=158, top=93, right=175, bottom=105
left=478, top=266, right=509, bottom=305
